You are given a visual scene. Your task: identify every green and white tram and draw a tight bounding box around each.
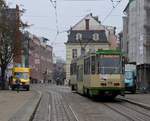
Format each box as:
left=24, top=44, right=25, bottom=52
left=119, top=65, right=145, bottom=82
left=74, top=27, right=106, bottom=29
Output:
left=70, top=50, right=125, bottom=98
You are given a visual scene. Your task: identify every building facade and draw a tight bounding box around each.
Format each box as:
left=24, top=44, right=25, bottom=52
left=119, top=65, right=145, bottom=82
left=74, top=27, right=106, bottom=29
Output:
left=123, top=0, right=150, bottom=90
left=65, top=13, right=118, bottom=81
left=25, top=33, right=53, bottom=82
left=52, top=58, right=66, bottom=85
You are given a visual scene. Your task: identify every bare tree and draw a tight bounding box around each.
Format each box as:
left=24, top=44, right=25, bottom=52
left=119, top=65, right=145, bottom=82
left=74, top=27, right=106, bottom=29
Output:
left=0, top=1, right=26, bottom=89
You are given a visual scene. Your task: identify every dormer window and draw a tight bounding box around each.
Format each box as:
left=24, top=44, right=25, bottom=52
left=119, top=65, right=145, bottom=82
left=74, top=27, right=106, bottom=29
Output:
left=93, top=33, right=99, bottom=41
left=76, top=33, right=82, bottom=40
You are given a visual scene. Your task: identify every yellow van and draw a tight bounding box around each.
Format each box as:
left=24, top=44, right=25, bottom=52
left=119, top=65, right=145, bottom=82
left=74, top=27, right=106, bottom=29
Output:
left=11, top=67, right=31, bottom=91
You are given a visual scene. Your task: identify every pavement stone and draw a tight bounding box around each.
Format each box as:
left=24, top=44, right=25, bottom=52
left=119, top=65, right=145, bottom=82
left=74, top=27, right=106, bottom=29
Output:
left=0, top=88, right=42, bottom=121
left=9, top=89, right=42, bottom=121
left=0, top=90, right=33, bottom=121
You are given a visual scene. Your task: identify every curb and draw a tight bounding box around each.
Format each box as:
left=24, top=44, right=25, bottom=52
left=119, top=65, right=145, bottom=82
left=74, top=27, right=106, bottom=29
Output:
left=9, top=89, right=42, bottom=121
left=119, top=97, right=150, bottom=110
left=29, top=90, right=42, bottom=121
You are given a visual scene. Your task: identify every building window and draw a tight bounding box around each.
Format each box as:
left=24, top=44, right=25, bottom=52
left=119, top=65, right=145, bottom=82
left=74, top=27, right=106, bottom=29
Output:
left=72, top=49, right=77, bottom=59
left=85, top=19, right=89, bottom=30
left=70, top=63, right=77, bottom=75
left=93, top=33, right=99, bottom=41
left=127, top=41, right=129, bottom=54
left=76, top=33, right=82, bottom=40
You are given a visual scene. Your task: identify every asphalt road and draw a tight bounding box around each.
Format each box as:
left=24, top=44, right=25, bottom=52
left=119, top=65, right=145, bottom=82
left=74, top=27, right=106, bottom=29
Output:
left=32, top=84, right=150, bottom=121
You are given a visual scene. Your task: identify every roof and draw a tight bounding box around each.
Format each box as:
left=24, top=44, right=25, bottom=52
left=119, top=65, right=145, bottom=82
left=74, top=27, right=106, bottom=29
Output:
left=123, top=0, right=135, bottom=12
left=71, top=13, right=101, bottom=30
left=67, top=30, right=108, bottom=44
left=96, top=49, right=124, bottom=55
left=70, top=13, right=105, bottom=31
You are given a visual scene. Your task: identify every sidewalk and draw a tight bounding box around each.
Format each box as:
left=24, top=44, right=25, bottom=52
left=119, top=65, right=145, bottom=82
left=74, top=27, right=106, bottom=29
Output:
left=119, top=93, right=150, bottom=110
left=0, top=89, right=41, bottom=121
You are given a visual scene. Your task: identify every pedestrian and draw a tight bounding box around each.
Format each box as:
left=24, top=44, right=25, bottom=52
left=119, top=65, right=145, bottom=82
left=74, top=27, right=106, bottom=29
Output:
left=8, top=76, right=13, bottom=90
left=0, top=76, right=2, bottom=88
left=15, top=78, right=20, bottom=93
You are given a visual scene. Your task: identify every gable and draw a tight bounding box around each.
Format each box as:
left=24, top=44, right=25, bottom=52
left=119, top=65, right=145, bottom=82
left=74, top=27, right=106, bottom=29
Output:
left=72, top=14, right=105, bottom=31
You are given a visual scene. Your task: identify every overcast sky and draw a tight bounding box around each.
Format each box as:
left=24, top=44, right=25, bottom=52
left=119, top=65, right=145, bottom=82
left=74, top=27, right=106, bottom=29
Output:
left=6, top=0, right=128, bottom=60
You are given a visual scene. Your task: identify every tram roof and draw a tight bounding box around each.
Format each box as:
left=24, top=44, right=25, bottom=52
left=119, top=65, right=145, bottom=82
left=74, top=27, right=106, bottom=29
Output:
left=96, top=50, right=123, bottom=55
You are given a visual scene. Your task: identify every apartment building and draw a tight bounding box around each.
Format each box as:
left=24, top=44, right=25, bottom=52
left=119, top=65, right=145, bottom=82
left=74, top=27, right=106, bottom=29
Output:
left=123, top=0, right=150, bottom=90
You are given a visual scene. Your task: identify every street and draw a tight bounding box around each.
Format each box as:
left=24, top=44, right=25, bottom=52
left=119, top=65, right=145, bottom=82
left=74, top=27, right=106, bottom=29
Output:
left=32, top=84, right=150, bottom=121
left=0, top=0, right=150, bottom=121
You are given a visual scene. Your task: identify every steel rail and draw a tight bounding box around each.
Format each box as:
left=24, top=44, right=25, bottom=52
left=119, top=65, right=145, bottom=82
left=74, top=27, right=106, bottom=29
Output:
left=47, top=89, right=80, bottom=121
left=116, top=100, right=150, bottom=119
left=103, top=102, right=150, bottom=121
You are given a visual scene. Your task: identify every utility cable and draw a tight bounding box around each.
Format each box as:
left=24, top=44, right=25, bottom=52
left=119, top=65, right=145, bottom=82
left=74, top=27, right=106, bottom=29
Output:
left=102, top=0, right=123, bottom=23
left=110, top=0, right=115, bottom=8
left=49, top=0, right=59, bottom=35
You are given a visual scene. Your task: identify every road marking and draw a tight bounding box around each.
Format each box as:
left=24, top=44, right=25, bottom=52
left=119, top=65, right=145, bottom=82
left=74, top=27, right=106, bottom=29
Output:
left=48, top=104, right=51, bottom=121
left=69, top=105, right=80, bottom=121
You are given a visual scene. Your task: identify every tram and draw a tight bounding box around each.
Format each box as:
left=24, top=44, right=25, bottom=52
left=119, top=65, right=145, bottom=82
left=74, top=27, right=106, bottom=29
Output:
left=70, top=49, right=125, bottom=98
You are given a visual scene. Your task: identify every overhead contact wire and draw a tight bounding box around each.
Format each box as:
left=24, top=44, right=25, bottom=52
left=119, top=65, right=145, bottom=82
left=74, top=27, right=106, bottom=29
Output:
left=102, top=0, right=123, bottom=23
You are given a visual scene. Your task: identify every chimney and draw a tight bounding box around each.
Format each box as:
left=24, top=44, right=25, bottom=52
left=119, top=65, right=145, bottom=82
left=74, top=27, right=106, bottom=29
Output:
left=94, top=16, right=101, bottom=24
left=85, top=19, right=89, bottom=30
left=94, top=16, right=98, bottom=21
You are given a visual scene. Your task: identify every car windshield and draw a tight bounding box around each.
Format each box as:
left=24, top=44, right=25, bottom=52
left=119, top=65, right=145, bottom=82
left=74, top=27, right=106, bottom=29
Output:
left=125, top=71, right=133, bottom=80
left=14, top=72, right=29, bottom=80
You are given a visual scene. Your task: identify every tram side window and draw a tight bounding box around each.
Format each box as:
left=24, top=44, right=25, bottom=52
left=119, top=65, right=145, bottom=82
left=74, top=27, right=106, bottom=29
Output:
left=84, top=58, right=90, bottom=74
left=84, top=60, right=86, bottom=74
left=91, top=56, right=96, bottom=74
left=97, top=61, right=100, bottom=74
left=70, top=64, right=73, bottom=75
left=96, top=55, right=100, bottom=74
left=84, top=59, right=87, bottom=74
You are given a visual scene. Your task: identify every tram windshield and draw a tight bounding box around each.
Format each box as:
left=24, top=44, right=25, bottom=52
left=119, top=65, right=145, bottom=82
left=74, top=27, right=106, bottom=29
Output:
left=99, top=55, right=122, bottom=74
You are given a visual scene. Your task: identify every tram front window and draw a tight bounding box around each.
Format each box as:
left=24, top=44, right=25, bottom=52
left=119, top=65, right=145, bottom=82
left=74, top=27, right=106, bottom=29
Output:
left=99, top=56, right=121, bottom=74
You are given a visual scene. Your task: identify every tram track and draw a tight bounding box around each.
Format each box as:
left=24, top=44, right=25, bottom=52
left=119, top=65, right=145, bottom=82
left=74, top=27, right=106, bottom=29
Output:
left=32, top=85, right=150, bottom=121
left=117, top=99, right=150, bottom=118
left=103, top=101, right=150, bottom=121
left=47, top=90, right=80, bottom=121
left=48, top=85, right=135, bottom=121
